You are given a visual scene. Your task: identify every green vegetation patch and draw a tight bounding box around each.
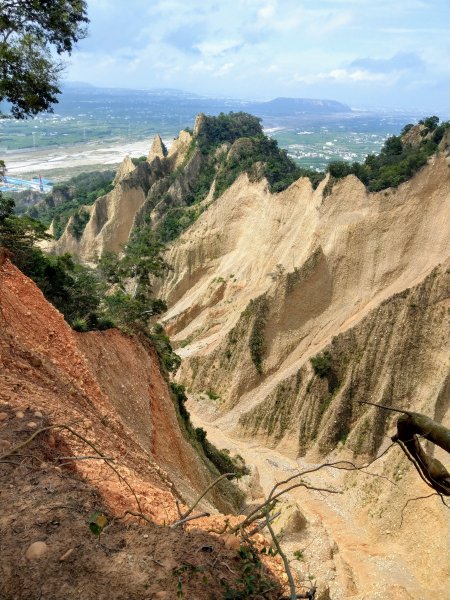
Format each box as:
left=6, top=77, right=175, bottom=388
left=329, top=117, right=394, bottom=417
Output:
left=156, top=205, right=203, bottom=243
left=69, top=208, right=90, bottom=240
left=28, top=169, right=115, bottom=239
left=196, top=112, right=263, bottom=154
left=170, top=382, right=248, bottom=478
left=248, top=295, right=270, bottom=374
left=214, top=134, right=324, bottom=197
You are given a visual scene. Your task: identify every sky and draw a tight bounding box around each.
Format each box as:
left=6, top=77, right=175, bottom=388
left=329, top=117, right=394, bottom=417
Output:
left=66, top=0, right=450, bottom=113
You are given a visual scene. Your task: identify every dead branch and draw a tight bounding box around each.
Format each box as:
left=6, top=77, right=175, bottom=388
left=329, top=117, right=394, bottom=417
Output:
left=57, top=455, right=115, bottom=461
left=207, top=518, right=230, bottom=535
left=177, top=472, right=236, bottom=521
left=361, top=402, right=450, bottom=495
left=359, top=400, right=410, bottom=415
left=248, top=510, right=281, bottom=536
left=112, top=510, right=153, bottom=525
left=170, top=511, right=210, bottom=528
left=230, top=444, right=397, bottom=535
left=228, top=500, right=277, bottom=534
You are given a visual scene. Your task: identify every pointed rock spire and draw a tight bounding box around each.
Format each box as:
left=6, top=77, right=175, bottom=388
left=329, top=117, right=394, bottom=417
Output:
left=147, top=134, right=168, bottom=163
left=167, top=129, right=193, bottom=167
left=193, top=113, right=206, bottom=136
left=113, top=155, right=136, bottom=186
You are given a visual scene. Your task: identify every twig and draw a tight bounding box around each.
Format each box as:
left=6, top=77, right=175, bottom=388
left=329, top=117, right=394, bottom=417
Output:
left=359, top=400, right=410, bottom=415
left=399, top=493, right=443, bottom=527
left=0, top=424, right=144, bottom=513
left=57, top=455, right=115, bottom=461
left=248, top=511, right=281, bottom=536
left=170, top=511, right=210, bottom=528
left=220, top=561, right=237, bottom=575
left=151, top=558, right=164, bottom=567
left=0, top=425, right=55, bottom=458
left=207, top=518, right=230, bottom=535
left=228, top=500, right=277, bottom=534
left=112, top=510, right=153, bottom=525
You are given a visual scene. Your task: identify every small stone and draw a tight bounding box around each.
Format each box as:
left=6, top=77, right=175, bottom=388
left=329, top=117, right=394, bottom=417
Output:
left=59, top=548, right=74, bottom=562
left=0, top=412, right=8, bottom=421
left=222, top=534, right=241, bottom=551
left=26, top=422, right=38, bottom=429
left=47, top=434, right=56, bottom=448
left=154, top=593, right=168, bottom=599
left=15, top=411, right=24, bottom=419
left=0, top=439, right=11, bottom=451
left=29, top=356, right=42, bottom=368
left=25, top=541, right=48, bottom=560
left=143, top=534, right=149, bottom=539
left=34, top=411, right=43, bottom=418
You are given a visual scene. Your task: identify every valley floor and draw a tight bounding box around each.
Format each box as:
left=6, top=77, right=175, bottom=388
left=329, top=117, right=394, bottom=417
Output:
left=3, top=137, right=167, bottom=180
left=187, top=397, right=449, bottom=600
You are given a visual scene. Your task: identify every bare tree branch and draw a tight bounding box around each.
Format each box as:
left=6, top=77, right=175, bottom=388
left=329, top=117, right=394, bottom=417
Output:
left=170, top=511, right=210, bottom=528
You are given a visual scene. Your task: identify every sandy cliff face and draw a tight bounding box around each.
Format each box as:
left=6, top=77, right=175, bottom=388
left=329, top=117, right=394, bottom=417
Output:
left=159, top=155, right=450, bottom=427
left=157, top=153, right=450, bottom=598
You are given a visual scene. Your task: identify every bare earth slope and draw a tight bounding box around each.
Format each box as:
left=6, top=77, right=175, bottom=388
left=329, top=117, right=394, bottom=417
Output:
left=0, top=259, right=235, bottom=517
left=0, top=260, right=290, bottom=599
left=158, top=153, right=450, bottom=598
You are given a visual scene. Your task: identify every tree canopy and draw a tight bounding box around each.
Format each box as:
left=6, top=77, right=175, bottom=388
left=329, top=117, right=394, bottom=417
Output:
left=0, top=0, right=89, bottom=118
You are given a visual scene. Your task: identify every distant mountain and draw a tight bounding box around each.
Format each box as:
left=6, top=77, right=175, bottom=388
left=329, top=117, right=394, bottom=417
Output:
left=60, top=83, right=351, bottom=115
left=246, top=97, right=351, bottom=116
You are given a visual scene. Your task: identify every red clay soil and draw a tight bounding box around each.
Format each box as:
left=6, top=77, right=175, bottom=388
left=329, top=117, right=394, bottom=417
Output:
left=0, top=260, right=288, bottom=599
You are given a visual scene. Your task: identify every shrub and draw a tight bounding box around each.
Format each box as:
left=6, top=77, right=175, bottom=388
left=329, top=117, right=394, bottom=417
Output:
left=310, top=351, right=340, bottom=394
left=69, top=208, right=90, bottom=240
left=310, top=351, right=333, bottom=378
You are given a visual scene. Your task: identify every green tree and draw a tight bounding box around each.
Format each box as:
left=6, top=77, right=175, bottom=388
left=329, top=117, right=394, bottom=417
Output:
left=0, top=0, right=89, bottom=118
left=122, top=226, right=168, bottom=298
left=0, top=193, right=49, bottom=264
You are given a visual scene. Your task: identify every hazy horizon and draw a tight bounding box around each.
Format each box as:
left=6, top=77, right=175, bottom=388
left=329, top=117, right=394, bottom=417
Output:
left=64, top=0, right=450, bottom=115
left=60, top=80, right=447, bottom=117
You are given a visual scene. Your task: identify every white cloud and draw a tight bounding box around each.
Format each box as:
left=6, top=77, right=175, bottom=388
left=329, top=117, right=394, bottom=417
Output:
left=195, top=39, right=242, bottom=57
left=294, top=68, right=395, bottom=85
left=65, top=0, right=449, bottom=110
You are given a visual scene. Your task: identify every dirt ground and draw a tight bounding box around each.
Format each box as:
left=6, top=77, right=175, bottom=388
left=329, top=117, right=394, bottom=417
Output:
left=0, top=406, right=290, bottom=600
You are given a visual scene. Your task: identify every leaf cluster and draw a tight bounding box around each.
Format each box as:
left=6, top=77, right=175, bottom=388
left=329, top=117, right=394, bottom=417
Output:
left=0, top=0, right=89, bottom=118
